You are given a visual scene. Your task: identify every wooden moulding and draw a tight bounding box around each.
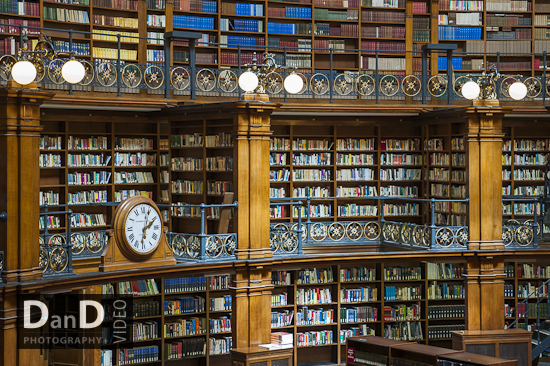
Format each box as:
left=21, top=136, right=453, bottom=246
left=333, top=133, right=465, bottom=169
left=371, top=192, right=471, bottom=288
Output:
left=231, top=347, right=293, bottom=366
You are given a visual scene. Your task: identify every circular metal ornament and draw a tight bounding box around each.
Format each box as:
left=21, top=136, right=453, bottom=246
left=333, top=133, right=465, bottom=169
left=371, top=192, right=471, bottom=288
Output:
left=435, top=227, right=454, bottom=247
left=453, top=76, right=470, bottom=97
left=364, top=221, right=381, bottom=240
left=49, top=234, right=66, bottom=245
left=507, top=219, right=520, bottom=226
left=96, top=62, right=117, bottom=87
left=33, top=58, right=46, bottom=83
left=87, top=232, right=106, bottom=253
left=48, top=59, right=66, bottom=84
left=270, top=229, right=280, bottom=253
left=39, top=236, right=45, bottom=245
left=71, top=233, right=86, bottom=255
left=196, top=69, right=216, bottom=92
left=121, top=64, right=142, bottom=88
left=0, top=55, right=16, bottom=81
left=39, top=247, right=49, bottom=273
left=412, top=226, right=424, bottom=246
left=218, top=69, right=238, bottom=92
left=379, top=75, right=399, bottom=97
left=502, top=226, right=514, bottom=246
left=524, top=77, right=542, bottom=98
left=500, top=77, right=517, bottom=98
left=515, top=226, right=534, bottom=246
left=310, top=223, right=327, bottom=241
left=334, top=74, right=354, bottom=96
left=281, top=231, right=298, bottom=253
left=49, top=247, right=68, bottom=273
left=546, top=78, right=550, bottom=97
left=144, top=65, right=164, bottom=90
left=455, top=227, right=468, bottom=247
left=382, top=222, right=391, bottom=241
left=291, top=223, right=307, bottom=242
left=171, top=234, right=186, bottom=256
left=171, top=67, right=190, bottom=91
left=346, top=222, right=363, bottom=240
left=428, top=75, right=447, bottom=97
left=401, top=224, right=412, bottom=244
left=264, top=71, right=283, bottom=94
left=310, top=73, right=329, bottom=95
left=205, top=236, right=224, bottom=258
left=271, top=223, right=288, bottom=253
left=79, top=61, right=95, bottom=86
left=328, top=222, right=346, bottom=241
left=524, top=219, right=540, bottom=235
left=402, top=75, right=421, bottom=97
left=224, top=235, right=236, bottom=255
left=357, top=74, right=375, bottom=96
left=186, top=235, right=200, bottom=258
left=389, top=223, right=400, bottom=242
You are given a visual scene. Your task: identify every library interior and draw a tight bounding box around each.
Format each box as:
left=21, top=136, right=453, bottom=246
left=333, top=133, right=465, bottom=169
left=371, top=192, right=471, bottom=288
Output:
left=4, top=0, right=550, bottom=366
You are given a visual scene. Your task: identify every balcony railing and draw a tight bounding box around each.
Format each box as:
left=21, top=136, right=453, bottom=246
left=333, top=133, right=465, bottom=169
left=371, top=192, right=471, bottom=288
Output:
left=2, top=23, right=549, bottom=105
left=0, top=250, right=3, bottom=282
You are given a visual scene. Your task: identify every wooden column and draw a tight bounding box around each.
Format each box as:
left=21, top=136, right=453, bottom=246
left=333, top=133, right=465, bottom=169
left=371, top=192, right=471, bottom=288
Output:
left=0, top=86, right=52, bottom=284
left=0, top=86, right=52, bottom=366
left=232, top=100, right=278, bottom=349
left=464, top=106, right=509, bottom=331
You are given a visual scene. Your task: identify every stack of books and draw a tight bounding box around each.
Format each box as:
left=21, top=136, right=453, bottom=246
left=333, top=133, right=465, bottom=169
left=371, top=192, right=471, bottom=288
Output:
left=259, top=332, right=294, bottom=350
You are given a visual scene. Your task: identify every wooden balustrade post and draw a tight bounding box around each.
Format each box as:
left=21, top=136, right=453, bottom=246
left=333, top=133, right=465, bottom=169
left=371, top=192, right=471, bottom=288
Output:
left=0, top=85, right=52, bottom=366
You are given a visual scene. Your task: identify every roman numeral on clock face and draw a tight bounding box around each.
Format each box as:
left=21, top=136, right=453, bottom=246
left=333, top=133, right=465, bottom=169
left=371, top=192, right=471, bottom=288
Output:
left=129, top=233, right=134, bottom=242
left=152, top=233, right=158, bottom=241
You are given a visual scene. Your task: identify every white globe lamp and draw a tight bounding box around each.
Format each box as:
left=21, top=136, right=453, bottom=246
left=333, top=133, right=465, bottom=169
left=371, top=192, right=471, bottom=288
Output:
left=284, top=73, right=303, bottom=94
left=11, top=60, right=37, bottom=85
left=508, top=81, right=527, bottom=101
left=61, top=59, right=86, bottom=84
left=238, top=71, right=259, bottom=92
left=461, top=81, right=480, bottom=100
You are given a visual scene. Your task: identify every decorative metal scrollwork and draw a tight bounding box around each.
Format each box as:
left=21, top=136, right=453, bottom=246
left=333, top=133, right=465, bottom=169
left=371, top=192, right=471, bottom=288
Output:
left=171, top=234, right=186, bottom=256
left=524, top=77, right=542, bottom=98
left=71, top=233, right=86, bottom=255
left=49, top=247, right=68, bottom=273
left=507, top=219, right=520, bottom=225
left=79, top=61, right=94, bottom=86
left=310, top=73, right=329, bottom=95
left=144, top=65, right=164, bottom=89
left=48, top=59, right=65, bottom=84
left=264, top=72, right=283, bottom=94
left=455, top=227, right=468, bottom=247
left=39, top=236, right=44, bottom=245
left=39, top=247, right=49, bottom=272
left=346, top=222, right=363, bottom=240
left=186, top=235, right=200, bottom=258
left=0, top=55, right=16, bottom=81
left=171, top=67, right=190, bottom=90
left=546, top=78, right=550, bottom=96
left=270, top=223, right=288, bottom=252
left=389, top=223, right=400, bottom=242
left=49, top=234, right=66, bottom=245
left=295, top=73, right=307, bottom=94
left=291, top=223, right=307, bottom=242
left=364, top=222, right=381, bottom=240
left=96, top=62, right=117, bottom=87
left=281, top=231, right=298, bottom=253
left=217, top=70, right=238, bottom=92
left=328, top=222, right=345, bottom=241
left=500, top=77, right=517, bottom=98
left=122, top=64, right=142, bottom=88
left=402, top=75, right=421, bottom=97
left=454, top=76, right=470, bottom=97
left=334, top=74, right=353, bottom=96
left=379, top=75, right=399, bottom=96
left=435, top=227, right=454, bottom=247
left=428, top=75, right=447, bottom=97
left=401, top=224, right=411, bottom=244
left=196, top=69, right=216, bottom=92
left=224, top=235, right=236, bottom=255
left=412, top=226, right=424, bottom=246
left=515, top=226, right=534, bottom=246
left=205, top=236, right=223, bottom=258
left=87, top=232, right=105, bottom=253
left=357, top=74, right=375, bottom=96
left=502, top=226, right=514, bottom=246
left=382, top=222, right=391, bottom=241
left=422, top=227, right=431, bottom=247
left=524, top=219, right=540, bottom=235
left=310, top=223, right=327, bottom=241
left=34, top=59, right=46, bottom=83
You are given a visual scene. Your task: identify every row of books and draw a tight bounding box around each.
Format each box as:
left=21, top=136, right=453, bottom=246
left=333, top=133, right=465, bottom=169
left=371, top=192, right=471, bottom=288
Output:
left=341, top=267, right=376, bottom=282
left=210, top=336, right=232, bottom=355
left=40, top=191, right=60, bottom=206
left=220, top=18, right=261, bottom=32
left=39, top=154, right=62, bottom=168
left=268, top=6, right=312, bottom=19
left=427, top=282, right=465, bottom=300
left=93, top=29, right=139, bottom=43
left=147, top=49, right=165, bottom=62
left=93, top=0, right=138, bottom=10
left=296, top=288, right=332, bottom=305
left=147, top=14, right=166, bottom=27
left=221, top=2, right=263, bottom=16
left=68, top=171, right=111, bottom=185
left=210, top=295, right=232, bottom=311
left=314, top=8, right=357, bottom=21
left=165, top=276, right=208, bottom=292
left=383, top=303, right=421, bottom=321
left=296, top=307, right=334, bottom=325
left=427, top=263, right=464, bottom=279
left=165, top=338, right=206, bottom=359
left=297, top=330, right=333, bottom=346
left=164, top=318, right=206, bottom=337
left=92, top=15, right=138, bottom=28
left=173, top=0, right=216, bottom=12
left=272, top=310, right=294, bottom=328
left=53, top=40, right=90, bottom=56
left=489, top=14, right=531, bottom=26
left=114, top=190, right=153, bottom=202
left=486, top=0, right=530, bottom=11
left=68, top=190, right=108, bottom=204
left=439, top=26, right=482, bottom=40
left=337, top=204, right=377, bottom=217
left=297, top=267, right=334, bottom=284
left=438, top=0, right=483, bottom=11
left=384, top=286, right=422, bottom=301
left=502, top=153, right=547, bottom=166
left=173, top=15, right=215, bottom=30
left=487, top=29, right=532, bottom=40
left=164, top=296, right=206, bottom=315
left=210, top=316, right=231, bottom=333
left=43, top=7, right=90, bottom=24
left=119, top=346, right=159, bottom=365
left=362, top=26, right=405, bottom=39
left=131, top=321, right=158, bottom=341
left=69, top=213, right=106, bottom=228
left=428, top=304, right=465, bottom=319
left=92, top=47, right=137, bottom=60
left=118, top=279, right=160, bottom=296
left=219, top=35, right=264, bottom=48
left=39, top=216, right=61, bottom=229
left=341, top=306, right=378, bottom=322
left=1, top=1, right=39, bottom=16
left=362, top=0, right=405, bottom=8
left=428, top=324, right=465, bottom=339
left=384, top=321, right=423, bottom=341
left=0, top=19, right=40, bottom=35
left=130, top=301, right=159, bottom=318
left=341, top=287, right=378, bottom=302
left=114, top=171, right=154, bottom=184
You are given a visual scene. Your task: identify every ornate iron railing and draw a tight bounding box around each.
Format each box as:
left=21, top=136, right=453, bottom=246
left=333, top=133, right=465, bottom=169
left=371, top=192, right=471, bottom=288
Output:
left=0, top=251, right=3, bottom=282
left=502, top=196, right=540, bottom=248
left=39, top=209, right=74, bottom=276
left=2, top=23, right=550, bottom=105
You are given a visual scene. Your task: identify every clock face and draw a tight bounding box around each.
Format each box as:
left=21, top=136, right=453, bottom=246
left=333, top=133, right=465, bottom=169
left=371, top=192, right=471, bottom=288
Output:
left=124, top=203, right=162, bottom=254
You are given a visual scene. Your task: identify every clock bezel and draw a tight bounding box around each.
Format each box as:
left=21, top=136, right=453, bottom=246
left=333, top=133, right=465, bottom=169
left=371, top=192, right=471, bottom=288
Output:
left=113, top=195, right=163, bottom=262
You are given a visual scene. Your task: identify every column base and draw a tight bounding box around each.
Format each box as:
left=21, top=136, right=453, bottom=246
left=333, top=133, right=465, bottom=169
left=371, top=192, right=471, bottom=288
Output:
left=2, top=267, right=43, bottom=283
left=473, top=99, right=500, bottom=107
left=242, top=93, right=270, bottom=102
left=467, top=240, right=505, bottom=251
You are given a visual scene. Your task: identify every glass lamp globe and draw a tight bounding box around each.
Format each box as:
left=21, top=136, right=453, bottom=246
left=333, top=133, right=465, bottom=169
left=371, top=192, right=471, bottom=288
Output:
left=509, top=81, right=527, bottom=101
left=238, top=71, right=259, bottom=92
left=61, top=59, right=86, bottom=84
left=284, top=73, right=304, bottom=94
left=461, top=81, right=480, bottom=100
left=11, top=60, right=37, bottom=85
